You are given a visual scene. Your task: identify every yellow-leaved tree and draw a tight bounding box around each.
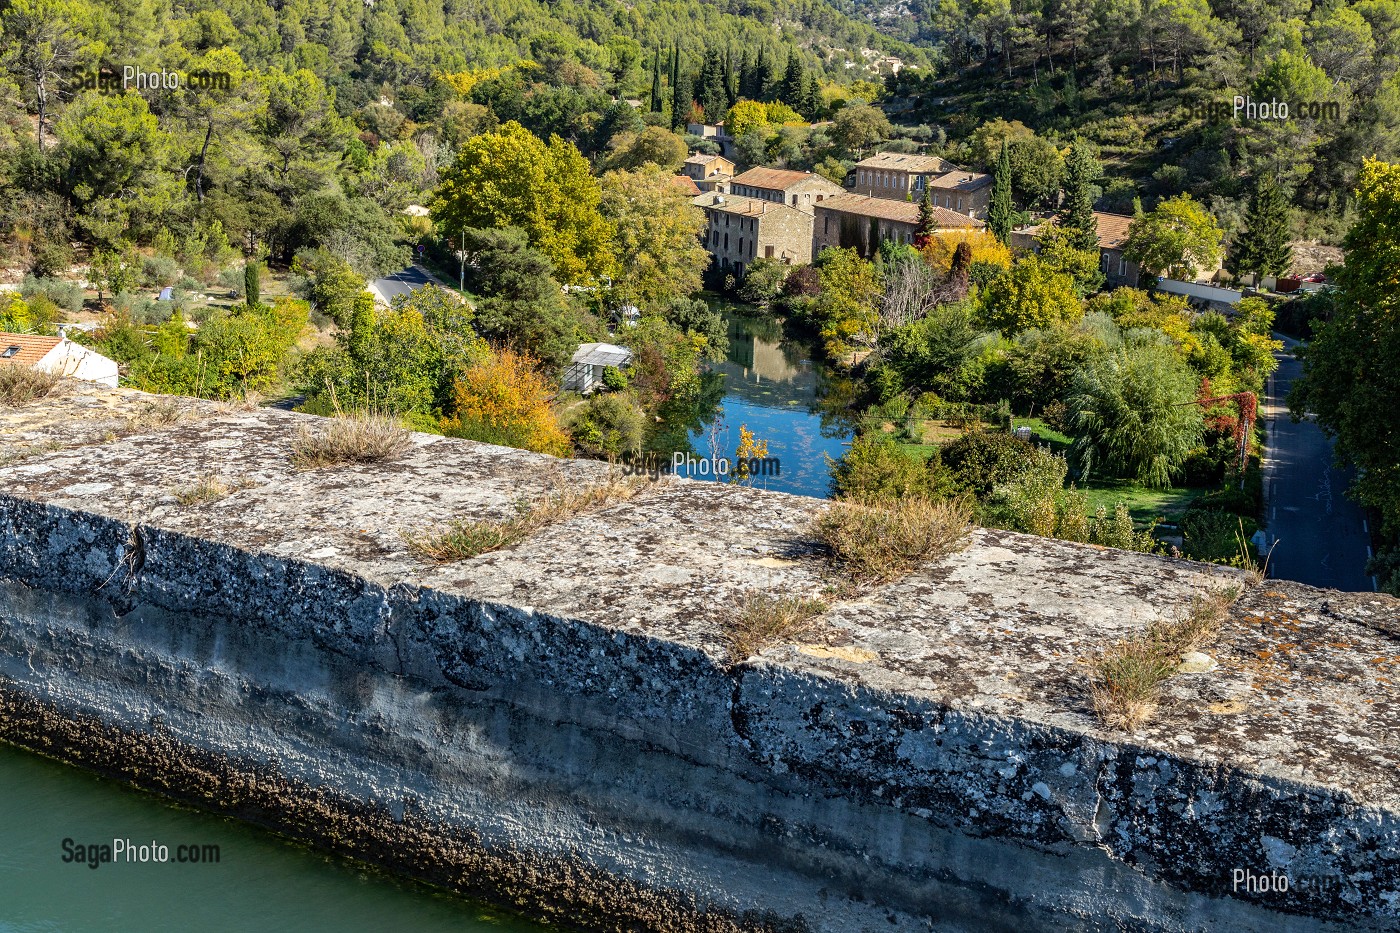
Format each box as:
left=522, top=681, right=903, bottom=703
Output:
left=440, top=349, right=571, bottom=457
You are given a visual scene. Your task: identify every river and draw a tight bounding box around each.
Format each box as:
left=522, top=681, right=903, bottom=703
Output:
left=666, top=305, right=857, bottom=498
left=0, top=742, right=552, bottom=933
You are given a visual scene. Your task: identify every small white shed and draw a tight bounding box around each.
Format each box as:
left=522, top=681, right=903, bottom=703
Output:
left=563, top=342, right=633, bottom=394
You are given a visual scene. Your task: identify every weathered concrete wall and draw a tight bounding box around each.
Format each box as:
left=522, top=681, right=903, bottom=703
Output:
left=1, top=385, right=1397, bottom=932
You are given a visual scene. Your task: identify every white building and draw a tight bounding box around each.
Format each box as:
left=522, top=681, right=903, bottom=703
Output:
left=563, top=343, right=633, bottom=394
left=0, top=332, right=119, bottom=388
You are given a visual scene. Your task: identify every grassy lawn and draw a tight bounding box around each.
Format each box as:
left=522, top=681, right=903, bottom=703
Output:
left=1081, top=480, right=1204, bottom=524
left=1012, top=417, right=1073, bottom=453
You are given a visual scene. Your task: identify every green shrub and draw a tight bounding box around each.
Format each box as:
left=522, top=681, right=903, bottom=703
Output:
left=831, top=435, right=947, bottom=502
left=941, top=429, right=1038, bottom=496
left=21, top=276, right=84, bottom=315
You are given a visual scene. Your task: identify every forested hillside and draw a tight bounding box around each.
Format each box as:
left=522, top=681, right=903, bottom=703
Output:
left=0, top=0, right=922, bottom=278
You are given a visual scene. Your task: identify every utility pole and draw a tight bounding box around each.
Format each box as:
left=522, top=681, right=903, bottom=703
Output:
left=459, top=228, right=465, bottom=294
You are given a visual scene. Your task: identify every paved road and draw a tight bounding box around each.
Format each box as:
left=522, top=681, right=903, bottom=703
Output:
left=1261, top=337, right=1376, bottom=591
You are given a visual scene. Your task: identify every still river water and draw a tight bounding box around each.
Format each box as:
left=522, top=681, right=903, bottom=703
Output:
left=0, top=743, right=553, bottom=932
left=667, top=307, right=856, bottom=498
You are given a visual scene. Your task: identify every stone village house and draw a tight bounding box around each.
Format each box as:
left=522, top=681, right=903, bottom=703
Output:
left=1011, top=211, right=1142, bottom=288
left=812, top=194, right=984, bottom=257
left=726, top=167, right=845, bottom=214
left=692, top=193, right=813, bottom=278
left=852, top=153, right=993, bottom=219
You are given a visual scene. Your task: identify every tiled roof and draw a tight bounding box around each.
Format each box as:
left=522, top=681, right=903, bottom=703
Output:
left=1022, top=211, right=1135, bottom=250
left=927, top=170, right=992, bottom=192
left=1092, top=211, right=1134, bottom=250
left=856, top=152, right=955, bottom=174
left=817, top=194, right=984, bottom=228
left=729, top=167, right=828, bottom=191
left=692, top=192, right=800, bottom=218
left=0, top=332, right=62, bottom=368
left=684, top=153, right=726, bottom=165
left=670, top=174, right=702, bottom=195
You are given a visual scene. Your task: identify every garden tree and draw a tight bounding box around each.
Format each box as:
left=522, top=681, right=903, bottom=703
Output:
left=829, top=104, right=890, bottom=157
left=981, top=255, right=1083, bottom=333
left=1, top=0, right=94, bottom=152
left=874, top=299, right=986, bottom=399
left=54, top=91, right=176, bottom=244
left=296, top=251, right=369, bottom=327
left=812, top=247, right=882, bottom=361
left=1036, top=224, right=1104, bottom=297
left=1006, top=136, right=1065, bottom=209
left=440, top=349, right=572, bottom=457
left=1123, top=194, right=1223, bottom=280
left=988, top=141, right=1014, bottom=244
left=566, top=392, right=648, bottom=458
left=620, top=315, right=706, bottom=410
left=1068, top=341, right=1205, bottom=487
left=663, top=296, right=729, bottom=362
left=1001, top=320, right=1105, bottom=410
left=1232, top=173, right=1293, bottom=279
left=598, top=165, right=710, bottom=308
left=285, top=191, right=405, bottom=279
left=90, top=243, right=139, bottom=300
left=832, top=434, right=953, bottom=502
left=920, top=229, right=1012, bottom=275
left=459, top=226, right=601, bottom=372
left=723, top=99, right=802, bottom=139
left=434, top=122, right=617, bottom=285
left=879, top=252, right=945, bottom=330
left=736, top=257, right=791, bottom=309
left=604, top=125, right=688, bottom=171
left=969, top=118, right=1035, bottom=169
left=1060, top=138, right=1100, bottom=253
left=1291, top=159, right=1400, bottom=535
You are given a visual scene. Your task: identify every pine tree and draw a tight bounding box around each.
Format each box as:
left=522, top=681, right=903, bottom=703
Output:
left=914, top=188, right=936, bottom=249
left=801, top=72, right=820, bottom=118
left=650, top=49, right=663, bottom=114
left=1060, top=138, right=1101, bottom=253
left=989, top=141, right=1014, bottom=244
left=670, top=46, right=689, bottom=131
left=698, top=47, right=728, bottom=123
left=1234, top=173, right=1293, bottom=279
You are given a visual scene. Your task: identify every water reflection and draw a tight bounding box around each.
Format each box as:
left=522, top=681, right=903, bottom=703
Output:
left=658, top=303, right=856, bottom=499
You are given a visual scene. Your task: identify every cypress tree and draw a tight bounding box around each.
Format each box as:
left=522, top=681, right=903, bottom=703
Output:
left=650, top=50, right=663, bottom=114
left=1060, top=138, right=1101, bottom=253
left=670, top=46, right=689, bottom=130
left=914, top=188, right=936, bottom=250
left=735, top=48, right=751, bottom=101
left=244, top=262, right=260, bottom=308
left=1234, top=173, right=1293, bottom=279
left=801, top=72, right=820, bottom=118
left=989, top=140, right=1014, bottom=245
left=724, top=45, right=738, bottom=107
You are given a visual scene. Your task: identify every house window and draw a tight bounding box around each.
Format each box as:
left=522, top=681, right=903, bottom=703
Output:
left=724, top=233, right=729, bottom=249
left=739, top=237, right=745, bottom=255
left=823, top=216, right=829, bottom=234
left=956, top=198, right=962, bottom=211
left=1119, top=257, right=1127, bottom=276
left=765, top=245, right=774, bottom=259
left=1, top=345, right=18, bottom=359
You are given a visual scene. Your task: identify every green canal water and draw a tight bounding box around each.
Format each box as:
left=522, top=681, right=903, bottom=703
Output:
left=0, top=742, right=553, bottom=933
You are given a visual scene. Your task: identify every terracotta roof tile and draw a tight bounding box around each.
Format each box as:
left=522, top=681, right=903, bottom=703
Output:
left=729, top=167, right=834, bottom=192
left=816, top=194, right=984, bottom=228
left=856, top=152, right=956, bottom=174
left=0, top=332, right=62, bottom=368
left=927, top=170, right=992, bottom=192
